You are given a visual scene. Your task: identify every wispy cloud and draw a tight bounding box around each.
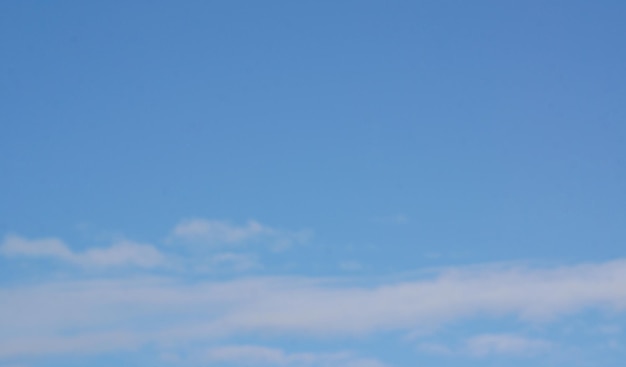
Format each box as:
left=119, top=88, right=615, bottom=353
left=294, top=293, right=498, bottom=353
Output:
left=418, top=334, right=551, bottom=357
left=172, top=219, right=270, bottom=245
left=170, top=218, right=311, bottom=250
left=1, top=259, right=626, bottom=360
left=464, top=334, right=552, bottom=357
left=203, top=345, right=388, bottom=367
left=0, top=234, right=165, bottom=269
left=208, top=260, right=626, bottom=335
left=0, top=332, right=142, bottom=359
left=0, top=218, right=311, bottom=274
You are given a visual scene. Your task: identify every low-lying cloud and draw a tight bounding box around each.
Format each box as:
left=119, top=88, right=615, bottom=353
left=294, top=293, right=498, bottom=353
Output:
left=464, top=334, right=552, bottom=357
left=0, top=234, right=165, bottom=269
left=1, top=258, right=626, bottom=359
left=203, top=345, right=388, bottom=367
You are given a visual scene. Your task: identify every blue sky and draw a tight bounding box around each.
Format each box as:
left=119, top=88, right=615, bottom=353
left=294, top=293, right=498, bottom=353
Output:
left=1, top=1, right=626, bottom=366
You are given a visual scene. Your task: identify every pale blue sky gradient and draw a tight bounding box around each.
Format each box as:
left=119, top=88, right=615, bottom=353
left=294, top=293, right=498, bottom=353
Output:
left=1, top=1, right=626, bottom=366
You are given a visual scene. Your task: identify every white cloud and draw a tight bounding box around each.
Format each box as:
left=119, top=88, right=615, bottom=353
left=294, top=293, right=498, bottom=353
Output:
left=0, top=234, right=165, bottom=269
left=81, top=240, right=165, bottom=268
left=204, top=345, right=388, bottom=367
left=209, top=253, right=260, bottom=272
left=172, top=219, right=269, bottom=245
left=465, top=334, right=551, bottom=357
left=0, top=235, right=72, bottom=261
left=0, top=331, right=141, bottom=358
left=206, top=345, right=286, bottom=365
left=2, top=259, right=626, bottom=359
left=208, top=260, right=626, bottom=336
left=418, top=334, right=551, bottom=357
left=170, top=219, right=311, bottom=250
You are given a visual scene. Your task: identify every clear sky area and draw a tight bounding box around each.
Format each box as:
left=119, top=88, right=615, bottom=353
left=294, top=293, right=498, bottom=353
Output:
left=1, top=1, right=626, bottom=366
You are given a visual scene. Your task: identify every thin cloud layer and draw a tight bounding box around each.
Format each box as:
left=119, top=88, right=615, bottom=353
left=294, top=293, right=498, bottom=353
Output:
left=0, top=235, right=165, bottom=269
left=172, top=219, right=270, bottom=245
left=464, top=334, right=552, bottom=357
left=2, top=259, right=626, bottom=360
left=170, top=218, right=311, bottom=250
left=204, top=345, right=388, bottom=367
left=418, top=334, right=551, bottom=357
